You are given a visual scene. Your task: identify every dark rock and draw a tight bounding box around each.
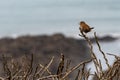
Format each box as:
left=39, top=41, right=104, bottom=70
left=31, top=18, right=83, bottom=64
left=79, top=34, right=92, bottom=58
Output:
left=90, top=35, right=118, bottom=43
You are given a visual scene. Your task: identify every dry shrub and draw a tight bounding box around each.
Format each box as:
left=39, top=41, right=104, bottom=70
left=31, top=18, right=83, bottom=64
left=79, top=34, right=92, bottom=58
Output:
left=0, top=28, right=119, bottom=80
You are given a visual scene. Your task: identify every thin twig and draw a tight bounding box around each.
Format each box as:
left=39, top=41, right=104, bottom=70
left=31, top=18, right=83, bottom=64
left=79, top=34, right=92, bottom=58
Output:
left=24, top=54, right=34, bottom=80
left=57, top=53, right=64, bottom=79
left=39, top=56, right=54, bottom=77
left=62, top=59, right=92, bottom=79
left=94, top=32, right=110, bottom=68
left=37, top=75, right=58, bottom=80
left=79, top=28, right=100, bottom=75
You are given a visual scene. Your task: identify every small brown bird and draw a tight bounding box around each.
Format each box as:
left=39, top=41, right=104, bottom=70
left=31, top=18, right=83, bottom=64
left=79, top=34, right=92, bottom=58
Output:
left=79, top=21, right=94, bottom=33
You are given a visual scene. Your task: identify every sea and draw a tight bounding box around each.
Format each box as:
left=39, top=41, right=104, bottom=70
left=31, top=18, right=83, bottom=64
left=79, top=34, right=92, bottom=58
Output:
left=0, top=0, right=120, bottom=78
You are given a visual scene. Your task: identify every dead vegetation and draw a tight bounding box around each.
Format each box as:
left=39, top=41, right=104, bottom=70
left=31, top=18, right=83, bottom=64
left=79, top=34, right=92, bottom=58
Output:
left=0, top=28, right=120, bottom=80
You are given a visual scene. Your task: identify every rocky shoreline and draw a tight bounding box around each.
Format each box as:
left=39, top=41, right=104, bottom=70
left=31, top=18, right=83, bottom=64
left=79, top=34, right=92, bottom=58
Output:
left=0, top=33, right=118, bottom=62
left=90, top=35, right=118, bottom=43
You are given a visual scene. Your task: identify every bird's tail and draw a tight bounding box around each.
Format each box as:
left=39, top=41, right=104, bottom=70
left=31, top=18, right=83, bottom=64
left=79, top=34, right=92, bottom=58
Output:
left=90, top=27, right=94, bottom=29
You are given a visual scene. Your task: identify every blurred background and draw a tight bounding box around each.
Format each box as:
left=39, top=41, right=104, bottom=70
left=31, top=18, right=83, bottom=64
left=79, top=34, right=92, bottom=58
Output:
left=0, top=0, right=120, bottom=37
left=0, top=0, right=120, bottom=75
